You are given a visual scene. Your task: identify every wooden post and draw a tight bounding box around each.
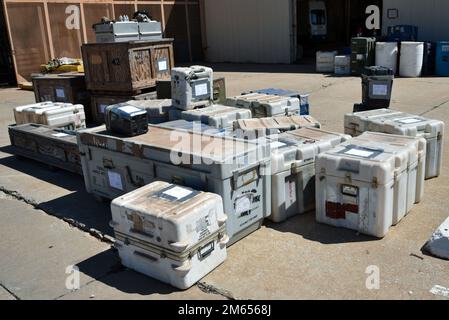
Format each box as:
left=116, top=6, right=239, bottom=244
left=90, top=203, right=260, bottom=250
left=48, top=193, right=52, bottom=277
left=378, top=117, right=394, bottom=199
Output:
left=185, top=2, right=192, bottom=62
left=2, top=0, right=24, bottom=83
left=43, top=0, right=55, bottom=58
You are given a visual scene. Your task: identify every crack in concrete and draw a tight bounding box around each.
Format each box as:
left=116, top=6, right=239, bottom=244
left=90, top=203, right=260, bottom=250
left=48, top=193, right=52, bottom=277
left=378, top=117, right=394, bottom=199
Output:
left=0, top=186, right=115, bottom=245
left=0, top=283, right=21, bottom=300
left=197, top=281, right=236, bottom=300
left=419, top=98, right=449, bottom=116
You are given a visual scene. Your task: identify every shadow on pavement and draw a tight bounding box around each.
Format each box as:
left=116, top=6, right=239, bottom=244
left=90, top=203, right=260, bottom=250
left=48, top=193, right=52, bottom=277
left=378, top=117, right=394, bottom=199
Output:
left=189, top=62, right=318, bottom=74
left=77, top=248, right=180, bottom=296
left=264, top=211, right=377, bottom=244
left=0, top=149, right=112, bottom=235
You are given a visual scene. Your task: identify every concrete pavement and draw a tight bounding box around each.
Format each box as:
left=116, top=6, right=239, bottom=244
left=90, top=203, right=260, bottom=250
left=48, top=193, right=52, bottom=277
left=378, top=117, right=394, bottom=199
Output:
left=0, top=64, right=448, bottom=299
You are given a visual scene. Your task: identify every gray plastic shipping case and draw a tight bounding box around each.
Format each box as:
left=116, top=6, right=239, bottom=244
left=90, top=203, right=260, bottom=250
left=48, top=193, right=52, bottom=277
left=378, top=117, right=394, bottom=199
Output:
left=233, top=115, right=321, bottom=139
left=344, top=108, right=444, bottom=179
left=179, top=104, right=252, bottom=129
left=138, top=21, right=163, bottom=40
left=268, top=127, right=351, bottom=223
left=225, top=93, right=300, bottom=118
left=351, top=132, right=427, bottom=222
left=156, top=120, right=233, bottom=138
left=77, top=125, right=271, bottom=246
left=126, top=99, right=172, bottom=124
left=94, top=21, right=140, bottom=43
left=315, top=139, right=411, bottom=238
left=171, top=66, right=213, bottom=110
left=110, top=181, right=228, bottom=289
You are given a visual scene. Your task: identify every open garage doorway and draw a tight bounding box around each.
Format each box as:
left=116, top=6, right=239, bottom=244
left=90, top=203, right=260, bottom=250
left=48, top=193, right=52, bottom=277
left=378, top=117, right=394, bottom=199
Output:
left=296, top=0, right=383, bottom=60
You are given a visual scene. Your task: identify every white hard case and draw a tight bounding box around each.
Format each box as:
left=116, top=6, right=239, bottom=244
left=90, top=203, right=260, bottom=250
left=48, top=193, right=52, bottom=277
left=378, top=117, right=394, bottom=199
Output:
left=180, top=104, right=251, bottom=129
left=225, top=93, right=300, bottom=118
left=14, top=102, right=86, bottom=129
left=110, top=181, right=228, bottom=252
left=233, top=115, right=321, bottom=139
left=315, top=140, right=409, bottom=237
left=268, top=127, right=351, bottom=223
left=345, top=109, right=444, bottom=179
left=171, top=66, right=213, bottom=110
left=352, top=132, right=426, bottom=205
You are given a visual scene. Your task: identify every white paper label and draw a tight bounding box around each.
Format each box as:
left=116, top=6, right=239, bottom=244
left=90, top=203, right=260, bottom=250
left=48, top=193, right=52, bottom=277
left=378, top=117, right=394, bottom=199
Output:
left=345, top=148, right=374, bottom=158
left=99, top=104, right=107, bottom=114
left=107, top=171, right=123, bottom=190
left=285, top=180, right=297, bottom=209
left=52, top=132, right=69, bottom=137
left=163, top=186, right=192, bottom=200
left=372, top=84, right=388, bottom=96
left=357, top=54, right=364, bottom=60
left=158, top=60, right=168, bottom=71
left=195, top=83, right=209, bottom=96
left=118, top=105, right=143, bottom=114
left=397, top=118, right=422, bottom=124
left=442, top=45, right=449, bottom=52
left=55, top=88, right=65, bottom=98
left=270, top=141, right=287, bottom=149
left=235, top=196, right=251, bottom=215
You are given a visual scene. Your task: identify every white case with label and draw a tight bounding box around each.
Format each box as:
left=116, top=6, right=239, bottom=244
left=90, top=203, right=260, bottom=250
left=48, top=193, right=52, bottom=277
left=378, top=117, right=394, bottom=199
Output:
left=233, top=115, right=321, bottom=139
left=111, top=181, right=228, bottom=289
left=171, top=66, right=213, bottom=110
left=315, top=140, right=409, bottom=237
left=345, top=109, right=444, bottom=179
left=268, top=128, right=350, bottom=223
left=352, top=132, right=426, bottom=206
left=14, top=102, right=86, bottom=129
left=225, top=93, right=300, bottom=118
left=180, top=104, right=251, bottom=129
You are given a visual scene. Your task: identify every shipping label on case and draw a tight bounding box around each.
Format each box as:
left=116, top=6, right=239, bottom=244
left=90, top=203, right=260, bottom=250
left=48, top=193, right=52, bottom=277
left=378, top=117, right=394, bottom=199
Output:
left=235, top=195, right=251, bottom=216
left=107, top=170, right=123, bottom=190
left=396, top=117, right=423, bottom=124
left=157, top=58, right=168, bottom=72
left=372, top=84, right=388, bottom=96
left=55, top=88, right=66, bottom=99
left=285, top=180, right=297, bottom=209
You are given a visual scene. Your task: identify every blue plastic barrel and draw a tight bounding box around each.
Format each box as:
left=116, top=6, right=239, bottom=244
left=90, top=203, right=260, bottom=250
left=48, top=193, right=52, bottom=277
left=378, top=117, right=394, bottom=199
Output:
left=436, top=41, right=449, bottom=76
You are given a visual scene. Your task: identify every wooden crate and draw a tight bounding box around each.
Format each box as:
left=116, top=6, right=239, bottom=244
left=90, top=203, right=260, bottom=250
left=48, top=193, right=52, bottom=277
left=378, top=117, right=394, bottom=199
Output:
left=82, top=39, right=174, bottom=94
left=90, top=91, right=157, bottom=124
left=31, top=73, right=93, bottom=124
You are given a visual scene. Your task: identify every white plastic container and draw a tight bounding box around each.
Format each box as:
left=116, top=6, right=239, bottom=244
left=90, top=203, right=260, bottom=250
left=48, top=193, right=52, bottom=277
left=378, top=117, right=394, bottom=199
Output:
left=14, top=102, right=86, bottom=129
left=225, top=93, right=300, bottom=118
left=375, top=42, right=398, bottom=74
left=316, top=51, right=337, bottom=73
left=233, top=115, right=321, bottom=139
left=111, top=181, right=227, bottom=289
left=352, top=132, right=426, bottom=206
left=171, top=65, right=213, bottom=110
left=346, top=109, right=444, bottom=179
left=399, top=42, right=424, bottom=77
left=315, top=140, right=409, bottom=237
left=268, top=127, right=350, bottom=223
left=180, top=104, right=251, bottom=129
left=349, top=135, right=420, bottom=225
left=334, top=55, right=351, bottom=75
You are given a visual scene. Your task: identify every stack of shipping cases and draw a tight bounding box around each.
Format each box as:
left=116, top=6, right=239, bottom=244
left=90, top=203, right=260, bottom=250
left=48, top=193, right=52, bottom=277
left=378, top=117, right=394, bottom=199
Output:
left=344, top=109, right=444, bottom=179
left=77, top=125, right=271, bottom=246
